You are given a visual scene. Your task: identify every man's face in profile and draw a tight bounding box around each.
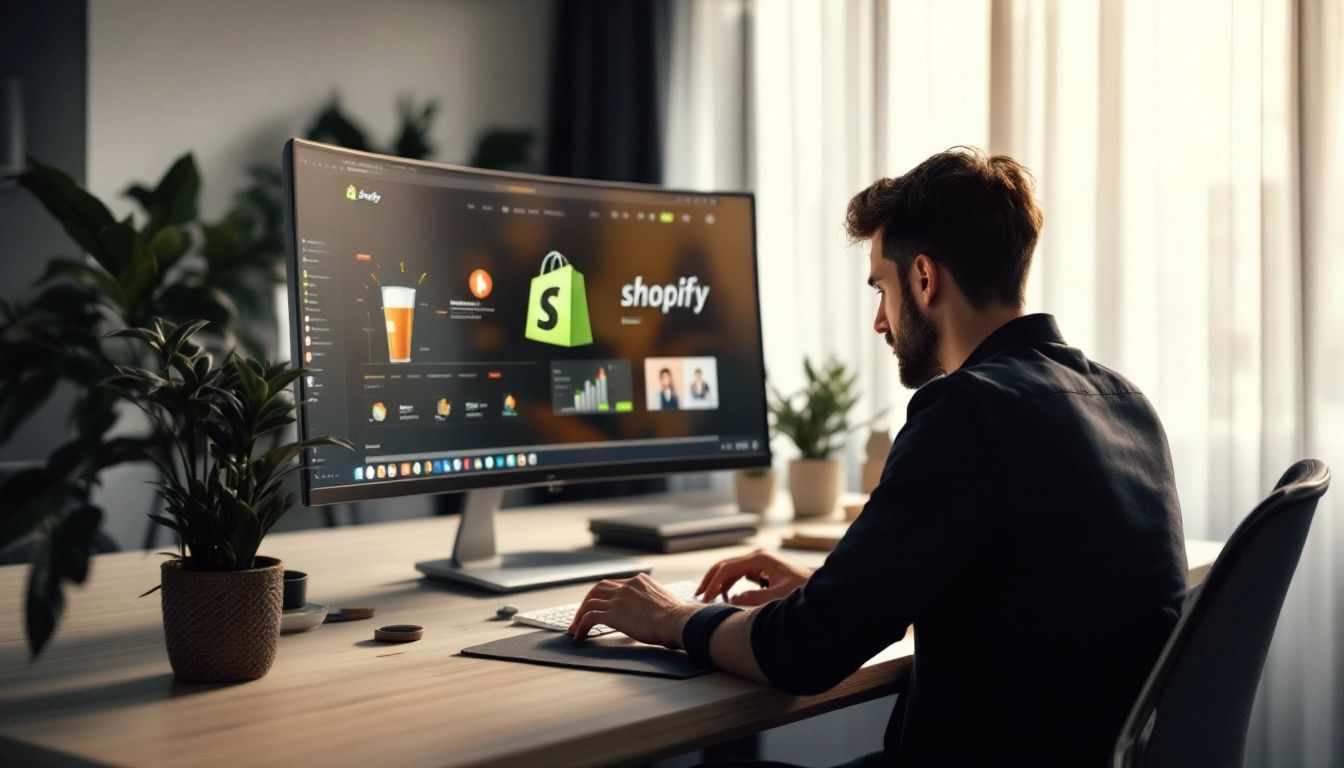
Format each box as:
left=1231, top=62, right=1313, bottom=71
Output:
left=868, top=231, right=942, bottom=388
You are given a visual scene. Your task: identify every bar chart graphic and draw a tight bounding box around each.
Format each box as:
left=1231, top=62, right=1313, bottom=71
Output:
left=550, top=360, right=634, bottom=415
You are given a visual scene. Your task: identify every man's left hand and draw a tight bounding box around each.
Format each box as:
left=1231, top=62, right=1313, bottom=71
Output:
left=568, top=573, right=699, bottom=648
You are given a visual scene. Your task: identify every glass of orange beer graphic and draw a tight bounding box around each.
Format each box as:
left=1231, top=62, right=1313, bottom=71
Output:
left=382, top=286, right=415, bottom=363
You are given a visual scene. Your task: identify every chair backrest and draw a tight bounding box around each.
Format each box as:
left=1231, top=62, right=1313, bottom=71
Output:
left=1112, top=459, right=1331, bottom=768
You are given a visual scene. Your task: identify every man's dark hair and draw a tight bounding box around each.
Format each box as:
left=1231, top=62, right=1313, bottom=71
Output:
left=845, top=147, right=1043, bottom=308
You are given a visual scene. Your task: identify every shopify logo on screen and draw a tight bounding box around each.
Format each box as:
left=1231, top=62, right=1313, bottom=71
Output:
left=345, top=184, right=381, bottom=204
left=620, top=276, right=711, bottom=314
left=525, top=251, right=593, bottom=347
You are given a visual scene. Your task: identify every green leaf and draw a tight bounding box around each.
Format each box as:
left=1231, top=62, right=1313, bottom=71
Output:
left=230, top=501, right=262, bottom=569
left=96, top=221, right=156, bottom=314
left=123, top=184, right=154, bottom=211
left=106, top=326, right=164, bottom=346
left=128, top=154, right=200, bottom=237
left=257, top=436, right=352, bottom=475
left=25, top=536, right=62, bottom=658
left=165, top=318, right=210, bottom=356
left=306, top=100, right=372, bottom=151
left=154, top=284, right=239, bottom=337
left=264, top=367, right=305, bottom=400
left=0, top=371, right=61, bottom=443
left=72, top=387, right=119, bottom=442
left=38, top=258, right=127, bottom=310
left=89, top=436, right=154, bottom=472
left=233, top=357, right=268, bottom=411
left=50, top=504, right=102, bottom=583
left=147, top=513, right=182, bottom=535
left=147, top=225, right=191, bottom=273
left=0, top=467, right=67, bottom=551
left=469, top=128, right=534, bottom=171
left=391, top=95, right=438, bottom=159
left=17, top=158, right=118, bottom=273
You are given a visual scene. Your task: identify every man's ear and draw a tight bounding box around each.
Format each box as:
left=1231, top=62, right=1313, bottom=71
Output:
left=911, top=254, right=939, bottom=307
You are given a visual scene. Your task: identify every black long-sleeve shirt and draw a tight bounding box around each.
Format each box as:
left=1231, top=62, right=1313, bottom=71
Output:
left=751, top=314, right=1187, bottom=767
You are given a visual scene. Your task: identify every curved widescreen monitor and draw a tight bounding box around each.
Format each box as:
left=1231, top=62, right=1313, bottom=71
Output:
left=284, top=139, right=771, bottom=507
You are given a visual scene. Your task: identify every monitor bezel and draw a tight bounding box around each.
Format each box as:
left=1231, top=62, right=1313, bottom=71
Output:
left=283, top=138, right=772, bottom=507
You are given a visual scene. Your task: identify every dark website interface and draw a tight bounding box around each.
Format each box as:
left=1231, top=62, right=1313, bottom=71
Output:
left=290, top=143, right=769, bottom=497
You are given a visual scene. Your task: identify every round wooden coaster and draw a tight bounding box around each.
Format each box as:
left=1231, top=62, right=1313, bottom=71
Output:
left=374, top=624, right=424, bottom=643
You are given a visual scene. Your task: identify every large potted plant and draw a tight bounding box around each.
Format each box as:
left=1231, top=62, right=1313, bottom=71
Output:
left=770, top=358, right=876, bottom=518
left=109, top=319, right=350, bottom=682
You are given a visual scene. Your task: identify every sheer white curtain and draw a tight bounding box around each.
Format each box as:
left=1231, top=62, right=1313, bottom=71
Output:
left=666, top=1, right=1342, bottom=764
left=993, top=2, right=1339, bottom=764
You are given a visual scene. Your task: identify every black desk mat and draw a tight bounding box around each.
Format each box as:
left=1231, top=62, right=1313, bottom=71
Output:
left=461, top=630, right=712, bottom=679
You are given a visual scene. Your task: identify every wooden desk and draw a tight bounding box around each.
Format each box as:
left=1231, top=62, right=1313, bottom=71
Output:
left=0, top=492, right=1222, bottom=767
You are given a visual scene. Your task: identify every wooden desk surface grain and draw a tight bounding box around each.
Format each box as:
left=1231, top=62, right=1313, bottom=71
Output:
left=0, top=491, right=1221, bottom=768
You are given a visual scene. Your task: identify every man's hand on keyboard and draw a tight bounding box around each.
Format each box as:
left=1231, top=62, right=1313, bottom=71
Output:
left=696, top=549, right=813, bottom=606
left=568, top=573, right=699, bottom=648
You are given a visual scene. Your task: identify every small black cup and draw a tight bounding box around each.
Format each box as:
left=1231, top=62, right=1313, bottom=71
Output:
left=283, top=570, right=308, bottom=611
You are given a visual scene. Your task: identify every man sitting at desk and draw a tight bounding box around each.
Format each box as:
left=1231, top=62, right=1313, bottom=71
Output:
left=570, top=147, right=1188, bottom=768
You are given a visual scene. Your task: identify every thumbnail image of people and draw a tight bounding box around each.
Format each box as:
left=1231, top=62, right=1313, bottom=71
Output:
left=644, top=357, right=717, bottom=411
left=690, top=369, right=710, bottom=399
left=644, top=358, right=685, bottom=410
left=658, top=369, right=679, bottom=409
left=679, top=357, right=719, bottom=410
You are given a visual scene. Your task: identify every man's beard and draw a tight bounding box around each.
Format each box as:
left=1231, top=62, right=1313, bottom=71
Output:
left=888, top=282, right=943, bottom=388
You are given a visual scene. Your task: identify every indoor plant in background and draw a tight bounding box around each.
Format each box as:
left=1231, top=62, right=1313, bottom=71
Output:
left=0, top=154, right=281, bottom=660
left=108, top=318, right=350, bottom=682
left=0, top=96, right=448, bottom=658
left=769, top=358, right=877, bottom=518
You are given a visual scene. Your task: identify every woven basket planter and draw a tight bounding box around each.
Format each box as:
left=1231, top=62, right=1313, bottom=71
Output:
left=160, top=556, right=284, bottom=683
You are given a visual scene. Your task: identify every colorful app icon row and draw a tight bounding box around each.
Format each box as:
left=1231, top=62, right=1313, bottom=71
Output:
left=353, top=452, right=540, bottom=481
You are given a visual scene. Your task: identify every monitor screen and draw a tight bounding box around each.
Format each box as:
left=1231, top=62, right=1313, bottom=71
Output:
left=284, top=140, right=771, bottom=506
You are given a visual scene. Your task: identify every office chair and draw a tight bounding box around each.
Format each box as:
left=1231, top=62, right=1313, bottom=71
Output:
left=1111, top=459, right=1331, bottom=768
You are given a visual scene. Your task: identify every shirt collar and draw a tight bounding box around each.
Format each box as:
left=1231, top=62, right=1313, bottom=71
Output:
left=959, top=313, right=1065, bottom=370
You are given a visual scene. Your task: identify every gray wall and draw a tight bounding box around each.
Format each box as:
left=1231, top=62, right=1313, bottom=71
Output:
left=87, top=0, right=554, bottom=222
left=0, top=0, right=87, bottom=464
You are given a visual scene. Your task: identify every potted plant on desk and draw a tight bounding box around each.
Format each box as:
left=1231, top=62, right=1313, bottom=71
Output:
left=733, top=466, right=777, bottom=513
left=109, top=319, right=351, bottom=682
left=770, top=357, right=878, bottom=518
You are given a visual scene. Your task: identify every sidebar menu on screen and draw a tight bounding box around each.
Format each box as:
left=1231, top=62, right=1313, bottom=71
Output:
left=295, top=233, right=350, bottom=484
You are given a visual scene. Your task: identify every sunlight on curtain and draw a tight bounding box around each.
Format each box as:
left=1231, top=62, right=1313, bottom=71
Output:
left=666, top=0, right=1341, bottom=763
left=990, top=3, right=1336, bottom=762
left=1298, top=0, right=1343, bottom=763
left=748, top=0, right=990, bottom=485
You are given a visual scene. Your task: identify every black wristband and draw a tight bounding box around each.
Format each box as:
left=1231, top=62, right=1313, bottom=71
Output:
left=682, top=604, right=741, bottom=667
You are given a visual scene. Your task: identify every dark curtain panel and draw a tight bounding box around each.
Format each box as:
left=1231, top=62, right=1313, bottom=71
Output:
left=531, top=0, right=670, bottom=504
left=545, top=0, right=668, bottom=184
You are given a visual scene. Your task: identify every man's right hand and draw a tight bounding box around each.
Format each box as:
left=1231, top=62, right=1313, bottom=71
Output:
left=696, top=549, right=813, bottom=607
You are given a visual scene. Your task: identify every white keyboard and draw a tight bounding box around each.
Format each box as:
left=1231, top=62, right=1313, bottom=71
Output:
left=513, top=579, right=706, bottom=637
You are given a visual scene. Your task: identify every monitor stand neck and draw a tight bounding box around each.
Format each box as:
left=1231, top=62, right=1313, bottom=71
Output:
left=414, top=489, right=649, bottom=593
left=451, top=488, right=505, bottom=567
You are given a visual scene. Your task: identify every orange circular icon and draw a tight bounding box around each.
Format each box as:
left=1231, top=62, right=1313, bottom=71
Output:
left=468, top=269, right=493, bottom=299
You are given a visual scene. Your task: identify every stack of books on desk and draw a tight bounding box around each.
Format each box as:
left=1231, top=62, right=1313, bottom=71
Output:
left=589, top=508, right=761, bottom=553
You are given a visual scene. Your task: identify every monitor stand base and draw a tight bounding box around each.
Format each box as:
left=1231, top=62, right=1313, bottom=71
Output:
left=415, top=551, right=650, bottom=593
left=414, top=488, right=649, bottom=593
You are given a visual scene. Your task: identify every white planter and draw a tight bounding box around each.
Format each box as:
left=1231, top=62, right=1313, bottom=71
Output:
left=788, top=458, right=842, bottom=518
left=861, top=429, right=891, bottom=493
left=734, top=469, right=777, bottom=513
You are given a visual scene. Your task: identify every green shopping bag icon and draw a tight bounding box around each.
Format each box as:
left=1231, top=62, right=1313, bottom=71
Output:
left=525, top=250, right=593, bottom=347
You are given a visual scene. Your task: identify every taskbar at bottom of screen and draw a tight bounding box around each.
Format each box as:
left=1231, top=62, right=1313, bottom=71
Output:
left=308, top=435, right=769, bottom=489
